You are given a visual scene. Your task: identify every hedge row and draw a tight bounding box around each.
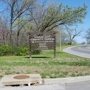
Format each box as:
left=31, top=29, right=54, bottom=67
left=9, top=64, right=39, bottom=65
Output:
left=0, top=45, right=41, bottom=56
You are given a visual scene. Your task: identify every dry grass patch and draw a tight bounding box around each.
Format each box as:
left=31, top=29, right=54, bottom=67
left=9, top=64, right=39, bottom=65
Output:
left=0, top=53, right=90, bottom=78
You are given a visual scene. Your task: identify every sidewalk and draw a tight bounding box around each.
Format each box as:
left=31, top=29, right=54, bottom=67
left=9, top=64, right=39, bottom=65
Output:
left=1, top=75, right=90, bottom=90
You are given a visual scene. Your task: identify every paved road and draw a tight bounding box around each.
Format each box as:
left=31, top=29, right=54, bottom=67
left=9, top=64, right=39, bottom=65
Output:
left=71, top=45, right=90, bottom=54
left=0, top=84, right=66, bottom=90
left=63, top=44, right=90, bottom=58
left=1, top=81, right=90, bottom=90
left=66, top=81, right=90, bottom=90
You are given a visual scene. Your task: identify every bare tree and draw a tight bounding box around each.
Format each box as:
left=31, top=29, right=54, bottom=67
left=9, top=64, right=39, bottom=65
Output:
left=1, top=0, right=36, bottom=45
left=65, top=25, right=82, bottom=45
left=0, top=1, right=87, bottom=46
left=53, top=26, right=68, bottom=44
left=0, top=17, right=9, bottom=45
left=85, top=28, right=90, bottom=43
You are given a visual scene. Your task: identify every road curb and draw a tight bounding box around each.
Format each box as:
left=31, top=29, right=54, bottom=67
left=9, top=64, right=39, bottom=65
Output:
left=43, top=75, right=90, bottom=85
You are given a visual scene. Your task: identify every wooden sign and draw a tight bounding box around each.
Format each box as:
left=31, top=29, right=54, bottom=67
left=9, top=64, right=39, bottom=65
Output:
left=29, top=31, right=56, bottom=58
left=30, top=35, right=54, bottom=50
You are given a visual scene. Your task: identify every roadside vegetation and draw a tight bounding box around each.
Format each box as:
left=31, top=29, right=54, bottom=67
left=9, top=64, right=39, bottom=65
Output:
left=0, top=0, right=89, bottom=79
left=0, top=44, right=90, bottom=79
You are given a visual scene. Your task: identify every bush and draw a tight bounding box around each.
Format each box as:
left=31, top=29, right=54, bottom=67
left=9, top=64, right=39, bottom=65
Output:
left=32, top=50, right=41, bottom=55
left=16, top=46, right=29, bottom=56
left=0, top=45, right=13, bottom=56
left=0, top=45, right=41, bottom=56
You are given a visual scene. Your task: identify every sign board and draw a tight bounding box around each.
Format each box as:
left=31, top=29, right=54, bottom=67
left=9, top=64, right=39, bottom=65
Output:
left=30, top=35, right=55, bottom=50
left=29, top=31, right=56, bottom=58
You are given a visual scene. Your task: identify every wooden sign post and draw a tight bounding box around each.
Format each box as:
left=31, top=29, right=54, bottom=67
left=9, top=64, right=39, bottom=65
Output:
left=29, top=31, right=56, bottom=58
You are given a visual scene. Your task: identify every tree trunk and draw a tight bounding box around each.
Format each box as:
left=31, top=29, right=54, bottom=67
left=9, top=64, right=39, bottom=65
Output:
left=68, top=36, right=72, bottom=45
left=10, top=24, right=13, bottom=46
left=16, top=31, right=20, bottom=46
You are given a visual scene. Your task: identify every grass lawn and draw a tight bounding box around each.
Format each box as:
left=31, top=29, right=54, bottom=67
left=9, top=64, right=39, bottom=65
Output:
left=0, top=45, right=90, bottom=79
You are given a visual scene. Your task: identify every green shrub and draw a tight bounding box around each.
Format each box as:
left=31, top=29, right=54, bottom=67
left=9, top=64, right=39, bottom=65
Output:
left=32, top=50, right=41, bottom=55
left=0, top=45, right=13, bottom=56
left=0, top=45, right=41, bottom=56
left=16, top=46, right=29, bottom=56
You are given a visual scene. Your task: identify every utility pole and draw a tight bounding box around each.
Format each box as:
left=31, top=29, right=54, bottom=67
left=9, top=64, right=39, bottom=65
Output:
left=60, top=28, right=62, bottom=52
